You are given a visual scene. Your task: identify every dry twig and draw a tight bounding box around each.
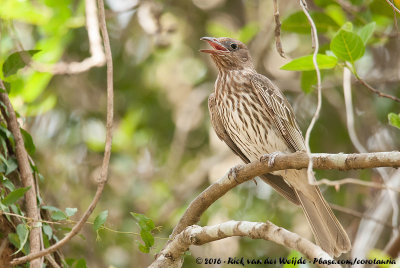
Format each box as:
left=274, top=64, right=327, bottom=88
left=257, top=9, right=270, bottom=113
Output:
left=9, top=0, right=114, bottom=265
left=355, top=75, right=400, bottom=103
left=151, top=221, right=339, bottom=268
left=330, top=203, right=395, bottom=230
left=273, top=0, right=285, bottom=58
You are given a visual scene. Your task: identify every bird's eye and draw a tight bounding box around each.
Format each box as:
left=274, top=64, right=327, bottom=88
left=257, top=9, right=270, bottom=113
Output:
left=230, top=43, right=238, bottom=50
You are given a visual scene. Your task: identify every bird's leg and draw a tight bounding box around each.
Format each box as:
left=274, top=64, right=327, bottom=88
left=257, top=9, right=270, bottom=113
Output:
left=259, top=152, right=283, bottom=167
left=227, top=165, right=240, bottom=183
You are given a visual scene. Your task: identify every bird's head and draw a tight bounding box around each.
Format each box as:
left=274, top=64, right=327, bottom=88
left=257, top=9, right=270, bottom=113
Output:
left=200, top=37, right=254, bottom=71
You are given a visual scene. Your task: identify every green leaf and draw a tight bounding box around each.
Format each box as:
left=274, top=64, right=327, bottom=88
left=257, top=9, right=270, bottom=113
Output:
left=301, top=71, right=317, bottom=94
left=20, top=128, right=36, bottom=155
left=2, top=187, right=31, bottom=206
left=2, top=177, right=15, bottom=191
left=43, top=224, right=53, bottom=240
left=65, top=207, right=78, bottom=217
left=51, top=211, right=67, bottom=221
left=2, top=50, right=40, bottom=77
left=358, top=22, right=376, bottom=44
left=330, top=23, right=365, bottom=63
left=14, top=224, right=29, bottom=255
left=388, top=113, right=400, bottom=129
left=74, top=258, right=87, bottom=268
left=281, top=54, right=337, bottom=71
left=42, top=205, right=62, bottom=212
left=138, top=243, right=150, bottom=253
left=8, top=233, right=20, bottom=250
left=130, top=212, right=155, bottom=232
left=140, top=229, right=154, bottom=248
left=282, top=11, right=339, bottom=34
left=93, top=210, right=108, bottom=231
left=5, top=157, right=18, bottom=175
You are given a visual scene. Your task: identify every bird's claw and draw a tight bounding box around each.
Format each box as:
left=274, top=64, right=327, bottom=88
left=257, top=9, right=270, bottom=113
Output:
left=259, top=152, right=282, bottom=167
left=228, top=165, right=240, bottom=183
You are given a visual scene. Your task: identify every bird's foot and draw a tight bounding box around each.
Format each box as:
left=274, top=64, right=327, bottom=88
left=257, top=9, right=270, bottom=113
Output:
left=259, top=152, right=282, bottom=167
left=227, top=165, right=240, bottom=183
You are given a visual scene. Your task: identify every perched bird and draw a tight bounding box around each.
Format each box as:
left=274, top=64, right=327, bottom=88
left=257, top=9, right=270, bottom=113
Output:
left=200, top=36, right=351, bottom=257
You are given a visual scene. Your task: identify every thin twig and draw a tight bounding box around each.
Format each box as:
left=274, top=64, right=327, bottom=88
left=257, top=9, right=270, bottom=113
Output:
left=151, top=221, right=339, bottom=268
left=299, top=0, right=323, bottom=186
left=329, top=203, right=395, bottom=229
left=355, top=75, right=400, bottom=103
left=0, top=80, right=42, bottom=268
left=45, top=255, right=61, bottom=268
left=318, top=177, right=400, bottom=193
left=385, top=0, right=400, bottom=15
left=9, top=0, right=114, bottom=265
left=273, top=0, right=285, bottom=58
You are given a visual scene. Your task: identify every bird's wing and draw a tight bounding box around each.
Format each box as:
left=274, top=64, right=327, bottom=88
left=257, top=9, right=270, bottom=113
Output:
left=208, top=93, right=251, bottom=163
left=208, top=93, right=300, bottom=205
left=251, top=74, right=306, bottom=152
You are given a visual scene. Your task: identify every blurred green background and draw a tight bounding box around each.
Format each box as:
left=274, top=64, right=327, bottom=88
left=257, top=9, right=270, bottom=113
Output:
left=1, top=0, right=400, bottom=267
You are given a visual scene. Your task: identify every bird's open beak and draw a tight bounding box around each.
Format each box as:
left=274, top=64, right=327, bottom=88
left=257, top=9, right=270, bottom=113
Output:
left=200, top=37, right=229, bottom=54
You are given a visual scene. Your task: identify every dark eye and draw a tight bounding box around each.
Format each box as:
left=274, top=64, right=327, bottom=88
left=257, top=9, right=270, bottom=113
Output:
left=230, top=43, right=238, bottom=50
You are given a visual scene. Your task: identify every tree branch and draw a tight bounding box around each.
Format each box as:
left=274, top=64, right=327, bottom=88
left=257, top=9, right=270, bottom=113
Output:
left=32, top=0, right=105, bottom=74
left=0, top=80, right=41, bottom=268
left=151, top=221, right=340, bottom=268
left=169, top=151, right=400, bottom=239
left=9, top=0, right=113, bottom=265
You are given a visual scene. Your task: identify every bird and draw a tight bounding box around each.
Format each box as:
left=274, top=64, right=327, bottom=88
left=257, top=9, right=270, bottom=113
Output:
left=200, top=36, right=351, bottom=257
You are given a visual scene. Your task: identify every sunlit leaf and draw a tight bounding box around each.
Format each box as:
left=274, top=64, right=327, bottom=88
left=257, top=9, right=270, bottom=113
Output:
left=358, top=22, right=376, bottom=44
left=330, top=23, right=365, bottom=63
left=388, top=113, right=400, bottom=129
left=2, top=187, right=31, bottom=206
left=2, top=50, right=40, bottom=77
left=281, top=54, right=337, bottom=71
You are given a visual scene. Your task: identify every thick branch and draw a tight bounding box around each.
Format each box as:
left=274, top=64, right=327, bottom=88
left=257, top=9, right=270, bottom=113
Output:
left=151, top=221, right=340, bottom=268
left=9, top=0, right=113, bottom=265
left=170, top=151, right=400, bottom=238
left=0, top=80, right=41, bottom=268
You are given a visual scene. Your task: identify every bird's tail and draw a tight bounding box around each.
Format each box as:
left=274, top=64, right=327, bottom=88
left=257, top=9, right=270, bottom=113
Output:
left=295, top=186, right=351, bottom=257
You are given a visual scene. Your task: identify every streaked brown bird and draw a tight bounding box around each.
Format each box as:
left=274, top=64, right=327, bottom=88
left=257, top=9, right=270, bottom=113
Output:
left=201, top=36, right=351, bottom=257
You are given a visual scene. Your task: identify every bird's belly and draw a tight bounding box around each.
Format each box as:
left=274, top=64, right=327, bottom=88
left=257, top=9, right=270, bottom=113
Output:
left=221, top=104, right=291, bottom=162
